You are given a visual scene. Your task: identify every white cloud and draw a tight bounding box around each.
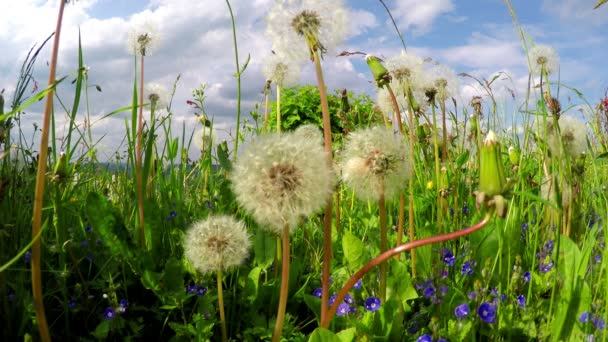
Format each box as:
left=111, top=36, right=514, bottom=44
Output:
left=541, top=0, right=607, bottom=26
left=390, top=0, right=454, bottom=35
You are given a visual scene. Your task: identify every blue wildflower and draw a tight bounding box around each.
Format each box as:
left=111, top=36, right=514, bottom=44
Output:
left=365, top=297, right=381, bottom=312
left=539, top=260, right=554, bottom=273
left=522, top=271, right=531, bottom=283
left=23, top=251, right=32, bottom=263
left=439, top=285, right=448, bottom=295
left=187, top=284, right=198, bottom=294
left=103, top=307, right=115, bottom=320
left=441, top=248, right=456, bottom=266
left=85, top=225, right=92, bottom=233
left=595, top=255, right=601, bottom=263
left=449, top=208, right=455, bottom=216
left=336, top=303, right=350, bottom=316
left=467, top=291, right=477, bottom=300
left=423, top=286, right=436, bottom=298
left=196, top=286, right=207, bottom=296
left=313, top=287, right=323, bottom=298
left=517, top=295, right=525, bottom=307
left=67, top=299, right=76, bottom=309
left=329, top=295, right=337, bottom=306
left=593, top=317, right=605, bottom=330
left=580, top=312, right=591, bottom=323
left=170, top=210, right=177, bottom=217
left=344, top=294, right=354, bottom=304
left=477, top=302, right=496, bottom=323
left=440, top=269, right=449, bottom=279
left=462, top=205, right=470, bottom=216
left=118, top=299, right=128, bottom=314
left=461, top=261, right=474, bottom=275
left=417, top=334, right=432, bottom=342
left=438, top=339, right=450, bottom=342
left=354, top=279, right=362, bottom=290
left=455, top=303, right=470, bottom=318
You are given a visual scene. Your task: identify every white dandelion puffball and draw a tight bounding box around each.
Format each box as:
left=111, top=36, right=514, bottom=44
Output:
left=547, top=115, right=587, bottom=158
left=127, top=21, right=161, bottom=56
left=193, top=127, right=217, bottom=152
left=529, top=44, right=559, bottom=75
left=231, top=130, right=335, bottom=235
left=265, top=0, right=348, bottom=63
left=293, top=124, right=324, bottom=145
left=541, top=174, right=571, bottom=208
left=184, top=215, right=251, bottom=274
left=263, top=53, right=301, bottom=87
left=377, top=85, right=407, bottom=118
left=385, top=52, right=424, bottom=92
left=340, top=126, right=412, bottom=201
left=144, top=82, right=169, bottom=109
left=426, top=64, right=459, bottom=100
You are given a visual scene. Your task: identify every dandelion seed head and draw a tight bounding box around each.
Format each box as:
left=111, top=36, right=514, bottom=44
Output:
left=529, top=44, right=559, bottom=75
left=144, top=82, right=169, bottom=109
left=426, top=64, right=459, bottom=100
left=340, top=126, right=412, bottom=201
left=231, top=131, right=335, bottom=234
left=193, top=127, right=217, bottom=153
left=184, top=215, right=251, bottom=274
left=127, top=21, right=161, bottom=56
left=266, top=0, right=348, bottom=62
left=263, top=53, right=300, bottom=87
left=376, top=86, right=407, bottom=118
left=547, top=115, right=587, bottom=158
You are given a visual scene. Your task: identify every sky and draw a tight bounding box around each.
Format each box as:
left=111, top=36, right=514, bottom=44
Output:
left=0, top=0, right=606, bottom=161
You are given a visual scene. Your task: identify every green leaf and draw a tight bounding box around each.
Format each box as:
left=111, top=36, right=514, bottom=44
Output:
left=217, top=141, right=232, bottom=171
left=245, top=266, right=263, bottom=303
left=141, top=269, right=162, bottom=292
left=164, top=257, right=185, bottom=295
left=254, top=230, right=276, bottom=267
left=308, top=328, right=342, bottom=342
left=91, top=320, right=111, bottom=339
left=342, top=230, right=367, bottom=272
left=335, top=327, right=356, bottom=342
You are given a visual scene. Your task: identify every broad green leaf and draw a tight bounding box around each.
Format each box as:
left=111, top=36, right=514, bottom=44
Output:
left=254, top=230, right=276, bottom=267
left=92, top=320, right=111, bottom=339
left=336, top=327, right=356, bottom=342
left=245, top=266, right=263, bottom=303
left=342, top=230, right=367, bottom=272
left=308, top=328, right=341, bottom=342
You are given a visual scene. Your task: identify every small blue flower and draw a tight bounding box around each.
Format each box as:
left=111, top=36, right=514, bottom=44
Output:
left=580, top=311, right=591, bottom=323
left=85, top=225, right=92, bottom=233
left=23, top=251, right=32, bottom=263
left=103, top=307, right=115, bottom=320
left=169, top=210, right=177, bottom=217
left=517, top=294, right=525, bottom=307
left=354, top=279, right=362, bottom=290
left=449, top=208, right=455, bottom=216
left=440, top=248, right=456, bottom=266
left=544, top=240, right=555, bottom=253
left=539, top=260, right=554, bottom=273
left=349, top=305, right=357, bottom=314
left=500, top=294, right=506, bottom=302
left=417, top=334, right=432, bottom=342
left=423, top=286, right=436, bottom=298
left=67, top=299, right=77, bottom=309
left=439, top=285, right=448, bottom=295
left=118, top=299, right=128, bottom=314
left=440, top=269, right=449, bottom=279
left=593, top=317, right=605, bottom=330
left=594, top=255, right=602, bottom=263
left=187, top=284, right=198, bottom=294
left=461, top=261, right=474, bottom=275
left=522, top=271, right=531, bottom=283
left=477, top=302, right=496, bottom=323
left=365, top=297, right=381, bottom=312
left=336, top=303, right=350, bottom=316
left=467, top=291, right=477, bottom=300
left=455, top=303, right=470, bottom=318
left=344, top=294, right=354, bottom=304
left=462, top=205, right=470, bottom=216
left=521, top=222, right=529, bottom=232
left=438, top=339, right=450, bottom=342
left=313, top=287, right=323, bottom=298
left=329, top=295, right=337, bottom=306
left=196, top=286, right=207, bottom=296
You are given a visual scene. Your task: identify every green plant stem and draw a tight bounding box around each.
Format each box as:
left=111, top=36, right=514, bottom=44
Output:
left=312, top=49, right=334, bottom=325
left=225, top=0, right=242, bottom=159
left=271, top=226, right=291, bottom=342
left=321, top=212, right=493, bottom=328
left=431, top=101, right=444, bottom=234
left=136, top=53, right=146, bottom=249
left=263, top=80, right=271, bottom=132
left=216, top=270, right=228, bottom=342
left=276, top=83, right=282, bottom=133
left=378, top=186, right=387, bottom=303
left=31, top=1, right=66, bottom=341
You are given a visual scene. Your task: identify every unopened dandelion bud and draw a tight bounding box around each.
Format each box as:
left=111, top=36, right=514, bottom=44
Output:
left=365, top=55, right=390, bottom=88
left=470, top=96, right=482, bottom=115
left=470, top=114, right=478, bottom=133
left=508, top=146, right=520, bottom=166
left=479, top=131, right=506, bottom=197
left=53, top=151, right=68, bottom=179
left=439, top=166, right=449, bottom=198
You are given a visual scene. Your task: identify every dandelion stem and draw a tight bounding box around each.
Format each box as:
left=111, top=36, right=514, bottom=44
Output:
left=225, top=0, right=242, bottom=160
left=31, top=1, right=66, bottom=341
left=276, top=83, right=282, bottom=133
left=272, top=226, right=291, bottom=342
left=378, top=186, right=387, bottom=303
left=136, top=52, right=146, bottom=249
left=312, top=49, right=334, bottom=325
left=216, top=270, right=228, bottom=342
left=263, top=80, right=271, bottom=132
left=321, top=212, right=493, bottom=328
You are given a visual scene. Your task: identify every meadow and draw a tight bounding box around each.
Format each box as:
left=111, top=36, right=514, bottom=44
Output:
left=1, top=0, right=608, bottom=341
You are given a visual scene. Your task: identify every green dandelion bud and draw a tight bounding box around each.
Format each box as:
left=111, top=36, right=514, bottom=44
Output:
left=365, top=55, right=390, bottom=88
left=508, top=146, right=520, bottom=166
left=53, top=151, right=68, bottom=179
left=479, top=131, right=506, bottom=197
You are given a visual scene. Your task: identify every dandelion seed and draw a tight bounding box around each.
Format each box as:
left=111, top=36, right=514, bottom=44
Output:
left=231, top=131, right=334, bottom=234
left=528, top=44, right=559, bottom=75
left=425, top=64, right=459, bottom=100
left=340, top=126, right=412, bottom=202
left=265, top=0, right=348, bottom=62
left=127, top=21, right=161, bottom=56
left=183, top=215, right=251, bottom=274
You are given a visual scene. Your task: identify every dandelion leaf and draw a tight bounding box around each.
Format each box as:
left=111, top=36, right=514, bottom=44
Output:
left=308, top=328, right=341, bottom=342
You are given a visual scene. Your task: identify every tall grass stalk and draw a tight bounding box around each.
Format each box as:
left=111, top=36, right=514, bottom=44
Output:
left=136, top=50, right=146, bottom=248
left=31, top=1, right=66, bottom=340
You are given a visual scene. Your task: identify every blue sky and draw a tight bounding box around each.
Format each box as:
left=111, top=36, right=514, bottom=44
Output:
left=1, top=0, right=606, bottom=160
